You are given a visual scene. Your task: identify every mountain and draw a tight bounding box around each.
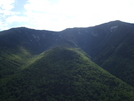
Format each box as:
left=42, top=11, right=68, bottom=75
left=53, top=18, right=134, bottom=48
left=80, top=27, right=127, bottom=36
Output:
left=59, top=20, right=134, bottom=87
left=1, top=47, right=134, bottom=101
left=0, top=20, right=134, bottom=100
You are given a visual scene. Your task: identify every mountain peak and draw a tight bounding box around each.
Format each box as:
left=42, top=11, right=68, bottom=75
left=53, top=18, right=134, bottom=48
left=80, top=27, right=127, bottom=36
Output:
left=1, top=21, right=134, bottom=100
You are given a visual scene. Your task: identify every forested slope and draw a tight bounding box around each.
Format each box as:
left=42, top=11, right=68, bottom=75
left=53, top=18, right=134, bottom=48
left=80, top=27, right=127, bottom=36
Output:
left=0, top=47, right=134, bottom=101
left=1, top=20, right=134, bottom=101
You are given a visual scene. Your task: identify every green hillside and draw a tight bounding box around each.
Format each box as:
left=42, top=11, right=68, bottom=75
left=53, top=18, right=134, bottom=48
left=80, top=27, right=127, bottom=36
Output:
left=1, top=21, right=134, bottom=101
left=0, top=46, right=32, bottom=78
left=1, top=47, right=134, bottom=101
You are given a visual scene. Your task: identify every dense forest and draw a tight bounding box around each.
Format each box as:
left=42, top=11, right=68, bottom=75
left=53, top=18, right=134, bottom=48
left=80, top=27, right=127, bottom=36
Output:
left=0, top=20, right=134, bottom=101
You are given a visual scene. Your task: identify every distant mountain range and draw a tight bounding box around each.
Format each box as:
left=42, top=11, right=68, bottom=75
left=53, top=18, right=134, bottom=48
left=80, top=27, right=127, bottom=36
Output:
left=0, top=20, right=134, bottom=101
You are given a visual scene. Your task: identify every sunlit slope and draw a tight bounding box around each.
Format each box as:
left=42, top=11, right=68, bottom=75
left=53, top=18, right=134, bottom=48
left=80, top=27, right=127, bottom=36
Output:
left=0, top=27, right=59, bottom=78
left=1, top=47, right=134, bottom=101
left=0, top=46, right=32, bottom=78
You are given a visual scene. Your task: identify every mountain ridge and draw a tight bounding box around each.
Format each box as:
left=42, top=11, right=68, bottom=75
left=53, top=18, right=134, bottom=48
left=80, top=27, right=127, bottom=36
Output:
left=1, top=20, right=134, bottom=100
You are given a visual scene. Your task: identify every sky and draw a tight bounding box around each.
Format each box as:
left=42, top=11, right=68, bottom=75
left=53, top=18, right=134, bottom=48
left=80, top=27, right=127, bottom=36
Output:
left=0, top=0, right=134, bottom=31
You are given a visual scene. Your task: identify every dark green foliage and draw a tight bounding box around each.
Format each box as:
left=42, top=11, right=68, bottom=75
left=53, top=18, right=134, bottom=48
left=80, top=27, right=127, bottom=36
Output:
left=90, top=23, right=134, bottom=87
left=1, top=21, right=134, bottom=101
left=0, top=47, right=134, bottom=101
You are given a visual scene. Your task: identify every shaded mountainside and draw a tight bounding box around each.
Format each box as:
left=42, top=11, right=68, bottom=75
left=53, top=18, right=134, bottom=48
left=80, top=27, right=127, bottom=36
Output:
left=1, top=20, right=134, bottom=100
left=58, top=20, right=134, bottom=87
left=60, top=20, right=134, bottom=87
left=0, top=27, right=59, bottom=54
left=1, top=47, right=134, bottom=101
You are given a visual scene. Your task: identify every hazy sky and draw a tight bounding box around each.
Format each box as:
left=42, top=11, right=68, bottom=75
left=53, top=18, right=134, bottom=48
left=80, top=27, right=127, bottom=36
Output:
left=0, top=0, right=134, bottom=31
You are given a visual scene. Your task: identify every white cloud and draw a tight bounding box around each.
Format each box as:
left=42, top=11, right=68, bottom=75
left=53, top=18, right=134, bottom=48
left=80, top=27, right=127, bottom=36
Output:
left=0, top=0, right=15, bottom=10
left=24, top=0, right=96, bottom=30
left=0, top=0, right=29, bottom=30
left=0, top=0, right=15, bottom=16
left=22, top=0, right=134, bottom=31
left=0, top=0, right=16, bottom=30
left=1, top=0, right=134, bottom=31
left=6, top=15, right=29, bottom=23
